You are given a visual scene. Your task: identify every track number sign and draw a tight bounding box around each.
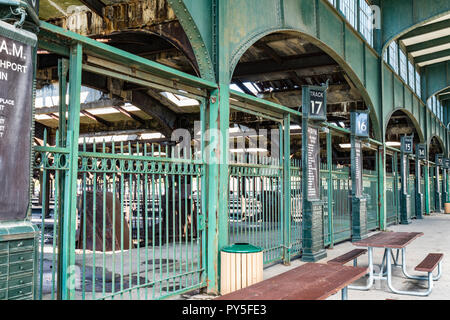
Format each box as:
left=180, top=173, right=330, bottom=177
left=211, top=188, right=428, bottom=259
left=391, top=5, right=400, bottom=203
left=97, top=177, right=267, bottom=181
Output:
left=302, top=85, right=327, bottom=121
left=401, top=136, right=413, bottom=154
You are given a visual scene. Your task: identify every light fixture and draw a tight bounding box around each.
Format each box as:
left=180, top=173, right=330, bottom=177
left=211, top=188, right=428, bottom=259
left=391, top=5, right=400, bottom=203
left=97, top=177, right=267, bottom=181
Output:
left=386, top=141, right=401, bottom=147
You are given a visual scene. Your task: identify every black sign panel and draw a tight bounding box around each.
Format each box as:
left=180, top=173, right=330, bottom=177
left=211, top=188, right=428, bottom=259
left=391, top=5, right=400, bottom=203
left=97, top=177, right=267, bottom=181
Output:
left=417, top=144, right=426, bottom=160
left=354, top=140, right=363, bottom=197
left=302, top=85, right=327, bottom=121
left=445, top=159, right=450, bottom=169
left=307, top=126, right=320, bottom=200
left=401, top=136, right=413, bottom=154
left=436, top=154, right=444, bottom=167
left=352, top=112, right=369, bottom=138
left=0, top=35, right=33, bottom=221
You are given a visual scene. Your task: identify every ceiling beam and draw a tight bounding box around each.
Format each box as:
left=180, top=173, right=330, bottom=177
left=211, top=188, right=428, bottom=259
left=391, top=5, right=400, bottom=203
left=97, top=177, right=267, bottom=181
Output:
left=113, top=105, right=146, bottom=125
left=232, top=79, right=257, bottom=96
left=81, top=110, right=112, bottom=127
left=414, top=48, right=450, bottom=64
left=439, top=93, right=450, bottom=101
left=79, top=0, right=106, bottom=17
left=406, top=35, right=450, bottom=53
left=400, top=19, right=450, bottom=41
left=233, top=53, right=337, bottom=79
left=36, top=98, right=121, bottom=115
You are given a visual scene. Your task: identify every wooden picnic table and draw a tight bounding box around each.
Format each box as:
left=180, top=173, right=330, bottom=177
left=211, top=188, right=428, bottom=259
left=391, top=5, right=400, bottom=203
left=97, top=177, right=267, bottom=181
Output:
left=351, top=231, right=442, bottom=296
left=353, top=232, right=424, bottom=249
left=216, top=262, right=368, bottom=300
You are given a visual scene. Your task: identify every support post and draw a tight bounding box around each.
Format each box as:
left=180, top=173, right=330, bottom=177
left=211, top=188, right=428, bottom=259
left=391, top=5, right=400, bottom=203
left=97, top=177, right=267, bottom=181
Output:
left=424, top=161, right=430, bottom=215
left=393, top=152, right=399, bottom=222
left=61, top=43, right=82, bottom=300
left=350, top=111, right=369, bottom=241
left=416, top=144, right=426, bottom=219
left=435, top=155, right=443, bottom=213
left=400, top=136, right=412, bottom=225
left=283, top=114, right=291, bottom=265
left=205, top=86, right=230, bottom=295
left=56, top=58, right=69, bottom=299
left=400, top=152, right=411, bottom=224
left=350, top=136, right=367, bottom=240
left=378, top=145, right=386, bottom=230
left=327, top=129, right=334, bottom=247
left=301, top=85, right=327, bottom=262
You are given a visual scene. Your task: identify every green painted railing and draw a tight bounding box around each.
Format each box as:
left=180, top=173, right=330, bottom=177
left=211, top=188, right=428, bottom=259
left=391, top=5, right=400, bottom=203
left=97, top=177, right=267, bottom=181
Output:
left=430, top=166, right=436, bottom=213
left=330, top=166, right=352, bottom=244
left=228, top=154, right=284, bottom=265
left=408, top=175, right=416, bottom=219
left=290, top=160, right=303, bottom=258
left=386, top=174, right=398, bottom=226
left=363, top=169, right=379, bottom=231
left=33, top=130, right=206, bottom=300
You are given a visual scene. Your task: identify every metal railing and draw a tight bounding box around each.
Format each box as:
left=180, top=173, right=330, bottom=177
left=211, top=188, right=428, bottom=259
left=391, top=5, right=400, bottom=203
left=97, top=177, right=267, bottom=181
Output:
left=33, top=130, right=206, bottom=300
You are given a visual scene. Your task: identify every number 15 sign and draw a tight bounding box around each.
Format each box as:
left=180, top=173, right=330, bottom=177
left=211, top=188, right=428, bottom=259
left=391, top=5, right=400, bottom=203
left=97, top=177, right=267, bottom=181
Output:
left=302, top=85, right=327, bottom=121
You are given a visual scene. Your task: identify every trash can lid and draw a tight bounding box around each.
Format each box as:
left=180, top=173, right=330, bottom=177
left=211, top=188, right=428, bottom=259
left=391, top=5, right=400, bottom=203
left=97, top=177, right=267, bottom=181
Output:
left=221, top=243, right=263, bottom=253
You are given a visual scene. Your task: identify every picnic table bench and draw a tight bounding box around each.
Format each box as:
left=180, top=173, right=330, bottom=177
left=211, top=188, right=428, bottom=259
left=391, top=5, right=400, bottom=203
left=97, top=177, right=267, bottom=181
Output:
left=216, top=262, right=368, bottom=300
left=351, top=231, right=444, bottom=296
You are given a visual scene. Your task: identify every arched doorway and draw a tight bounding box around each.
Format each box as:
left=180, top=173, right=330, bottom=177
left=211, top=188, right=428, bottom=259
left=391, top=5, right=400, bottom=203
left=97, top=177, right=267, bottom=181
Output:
left=385, top=109, right=424, bottom=224
left=227, top=30, right=381, bottom=261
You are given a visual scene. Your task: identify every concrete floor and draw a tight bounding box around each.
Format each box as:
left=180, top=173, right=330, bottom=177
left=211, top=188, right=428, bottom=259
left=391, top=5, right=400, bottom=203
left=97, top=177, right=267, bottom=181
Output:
left=181, top=212, right=450, bottom=300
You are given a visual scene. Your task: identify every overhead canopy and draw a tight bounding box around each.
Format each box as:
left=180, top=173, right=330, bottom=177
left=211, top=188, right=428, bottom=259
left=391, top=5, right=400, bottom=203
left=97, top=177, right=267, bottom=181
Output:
left=401, top=13, right=450, bottom=68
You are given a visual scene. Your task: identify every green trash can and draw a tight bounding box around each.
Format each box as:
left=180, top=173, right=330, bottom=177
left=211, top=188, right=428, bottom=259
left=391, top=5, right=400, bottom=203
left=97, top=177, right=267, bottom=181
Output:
left=220, top=243, right=263, bottom=295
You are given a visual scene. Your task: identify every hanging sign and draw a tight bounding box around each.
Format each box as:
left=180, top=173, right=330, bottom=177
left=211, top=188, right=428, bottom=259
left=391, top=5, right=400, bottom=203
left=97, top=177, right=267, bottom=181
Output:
left=401, top=136, right=413, bottom=154
left=0, top=23, right=36, bottom=221
left=302, top=85, right=327, bottom=121
left=416, top=144, right=426, bottom=160
left=436, top=154, right=444, bottom=167
left=351, top=111, right=370, bottom=138
left=306, top=126, right=320, bottom=201
left=445, top=158, right=450, bottom=170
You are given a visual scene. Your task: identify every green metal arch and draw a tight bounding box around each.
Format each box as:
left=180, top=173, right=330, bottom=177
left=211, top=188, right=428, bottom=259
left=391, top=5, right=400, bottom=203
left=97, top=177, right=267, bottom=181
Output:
left=431, top=86, right=450, bottom=101
left=384, top=107, right=425, bottom=144
left=228, top=28, right=383, bottom=141
left=167, top=0, right=215, bottom=82
left=423, top=61, right=450, bottom=101
left=381, top=1, right=450, bottom=53
left=428, top=134, right=447, bottom=156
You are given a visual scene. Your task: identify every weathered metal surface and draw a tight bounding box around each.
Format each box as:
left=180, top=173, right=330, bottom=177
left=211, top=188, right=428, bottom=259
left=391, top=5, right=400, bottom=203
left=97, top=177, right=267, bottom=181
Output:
left=76, top=191, right=130, bottom=251
left=215, top=262, right=368, bottom=300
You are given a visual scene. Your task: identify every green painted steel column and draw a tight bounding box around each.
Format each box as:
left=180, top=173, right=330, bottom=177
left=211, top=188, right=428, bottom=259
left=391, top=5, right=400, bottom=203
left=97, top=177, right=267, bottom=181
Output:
left=283, top=114, right=291, bottom=265
left=56, top=58, right=69, bottom=299
left=301, top=120, right=326, bottom=261
left=435, top=155, right=443, bottom=213
left=327, top=129, right=334, bottom=247
left=415, top=146, right=425, bottom=219
left=205, top=86, right=229, bottom=295
left=350, top=112, right=368, bottom=241
left=424, top=161, right=430, bottom=215
left=393, top=152, right=400, bottom=222
left=400, top=152, right=411, bottom=225
left=378, top=145, right=386, bottom=231
left=61, top=43, right=82, bottom=300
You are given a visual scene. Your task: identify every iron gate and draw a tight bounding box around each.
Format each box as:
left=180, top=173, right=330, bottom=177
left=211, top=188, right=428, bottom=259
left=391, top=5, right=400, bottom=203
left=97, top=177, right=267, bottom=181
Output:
left=33, top=131, right=206, bottom=300
left=228, top=155, right=284, bottom=265
left=363, top=169, right=379, bottom=231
